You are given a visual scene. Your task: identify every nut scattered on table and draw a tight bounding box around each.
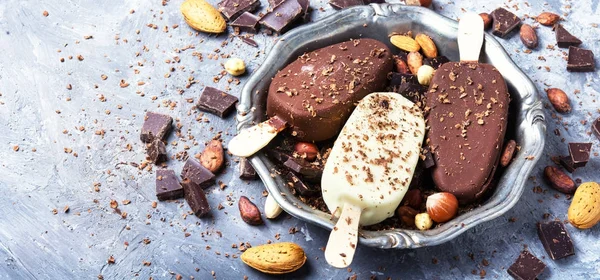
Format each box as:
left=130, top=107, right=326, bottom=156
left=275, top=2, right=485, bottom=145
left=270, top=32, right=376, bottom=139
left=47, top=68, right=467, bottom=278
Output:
left=536, top=12, right=560, bottom=26
left=520, top=24, right=538, bottom=49
left=415, top=212, right=433, bottom=231
left=500, top=139, right=517, bottom=167
left=241, top=242, right=307, bottom=274
left=199, top=140, right=224, bottom=173
left=544, top=166, right=576, bottom=194
left=264, top=193, right=283, bottom=219
left=417, top=65, right=435, bottom=86
left=426, top=192, right=459, bottom=223
left=546, top=88, right=571, bottom=113
left=568, top=182, right=600, bottom=229
left=407, top=51, right=423, bottom=75
left=180, top=0, right=226, bottom=34
left=415, top=34, right=438, bottom=58
left=239, top=196, right=263, bottom=225
left=224, top=58, right=246, bottom=76
left=390, top=35, right=420, bottom=53
left=393, top=55, right=410, bottom=74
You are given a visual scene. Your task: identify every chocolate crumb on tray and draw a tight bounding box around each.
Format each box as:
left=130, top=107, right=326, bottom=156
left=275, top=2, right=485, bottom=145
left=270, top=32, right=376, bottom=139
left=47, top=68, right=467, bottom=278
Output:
left=197, top=87, right=239, bottom=118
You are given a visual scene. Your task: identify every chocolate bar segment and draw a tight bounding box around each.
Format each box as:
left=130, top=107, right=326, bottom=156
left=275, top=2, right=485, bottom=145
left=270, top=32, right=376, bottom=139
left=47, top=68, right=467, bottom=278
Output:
left=230, top=12, right=260, bottom=33
left=537, top=221, right=575, bottom=260
left=286, top=171, right=318, bottom=196
left=491, top=7, right=521, bottom=38
left=218, top=0, right=260, bottom=21
left=555, top=24, right=581, bottom=48
left=239, top=158, right=257, bottom=179
left=328, top=0, right=363, bottom=9
left=240, top=36, right=258, bottom=47
left=140, top=112, right=173, bottom=143
left=567, top=46, right=595, bottom=72
left=156, top=169, right=184, bottom=201
left=181, top=158, right=215, bottom=189
left=507, top=250, right=546, bottom=280
left=568, top=142, right=592, bottom=168
left=197, top=87, right=239, bottom=118
left=260, top=0, right=303, bottom=33
left=147, top=139, right=167, bottom=164
left=182, top=178, right=211, bottom=217
left=593, top=118, right=600, bottom=141
left=559, top=155, right=577, bottom=173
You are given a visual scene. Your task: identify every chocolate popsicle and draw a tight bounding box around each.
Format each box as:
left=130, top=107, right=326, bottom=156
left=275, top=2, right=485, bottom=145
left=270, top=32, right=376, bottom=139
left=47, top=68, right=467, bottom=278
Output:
left=426, top=14, right=510, bottom=204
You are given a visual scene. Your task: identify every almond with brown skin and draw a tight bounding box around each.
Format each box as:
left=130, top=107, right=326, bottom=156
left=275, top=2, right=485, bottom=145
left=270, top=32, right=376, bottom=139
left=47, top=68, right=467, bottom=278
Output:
left=397, top=206, right=418, bottom=227
left=393, top=55, right=410, bottom=74
left=544, top=166, right=576, bottom=194
left=500, top=139, right=517, bottom=167
left=546, top=88, right=571, bottom=113
left=239, top=196, right=263, bottom=225
left=537, top=12, right=560, bottom=26
left=200, top=140, right=224, bottom=173
left=407, top=51, right=423, bottom=75
left=294, top=142, right=318, bottom=161
left=520, top=24, right=538, bottom=49
left=480, top=13, right=492, bottom=30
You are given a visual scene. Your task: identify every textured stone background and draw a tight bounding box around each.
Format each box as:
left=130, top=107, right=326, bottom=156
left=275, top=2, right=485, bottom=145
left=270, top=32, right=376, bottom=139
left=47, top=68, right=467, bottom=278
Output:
left=0, top=0, right=599, bottom=279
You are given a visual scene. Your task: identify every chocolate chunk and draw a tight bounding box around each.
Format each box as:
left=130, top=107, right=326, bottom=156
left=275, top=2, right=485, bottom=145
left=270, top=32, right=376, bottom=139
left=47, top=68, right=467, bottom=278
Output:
left=140, top=112, right=173, bottom=143
left=328, top=0, right=363, bottom=9
left=283, top=156, right=323, bottom=181
left=568, top=142, right=592, bottom=168
left=147, top=139, right=167, bottom=164
left=268, top=0, right=284, bottom=7
left=260, top=0, right=303, bottom=33
left=422, top=147, right=435, bottom=169
left=230, top=12, right=260, bottom=33
left=197, top=87, right=239, bottom=118
left=491, top=7, right=521, bottom=38
left=267, top=148, right=292, bottom=163
left=593, top=118, right=600, bottom=141
left=567, top=46, right=595, bottom=72
left=239, top=158, right=257, bottom=179
left=297, top=0, right=310, bottom=21
left=537, top=221, right=575, bottom=260
left=388, top=73, right=426, bottom=104
left=507, top=250, right=546, bottom=280
left=218, top=0, right=260, bottom=21
left=240, top=36, right=258, bottom=47
left=555, top=24, right=581, bottom=48
left=156, top=169, right=184, bottom=201
left=182, top=178, right=211, bottom=217
left=181, top=158, right=215, bottom=189
left=559, top=155, right=577, bottom=173
left=286, top=171, right=318, bottom=196
left=424, top=56, right=450, bottom=69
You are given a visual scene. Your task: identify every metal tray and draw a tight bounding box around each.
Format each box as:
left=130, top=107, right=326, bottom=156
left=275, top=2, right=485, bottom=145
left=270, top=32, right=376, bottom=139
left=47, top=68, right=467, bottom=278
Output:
left=235, top=4, right=546, bottom=249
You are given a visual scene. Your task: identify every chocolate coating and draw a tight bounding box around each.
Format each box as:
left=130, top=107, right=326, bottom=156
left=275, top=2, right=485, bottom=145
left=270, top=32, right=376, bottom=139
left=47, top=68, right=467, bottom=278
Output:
left=426, top=62, right=509, bottom=204
left=266, top=39, right=393, bottom=141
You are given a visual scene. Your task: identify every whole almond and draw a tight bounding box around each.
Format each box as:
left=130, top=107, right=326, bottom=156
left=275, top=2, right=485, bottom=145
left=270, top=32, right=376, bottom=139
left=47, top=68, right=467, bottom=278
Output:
left=480, top=13, right=492, bottom=30
left=180, top=0, right=226, bottom=34
left=241, top=242, right=307, bottom=274
left=537, top=12, right=560, bottom=26
left=520, top=24, right=538, bottom=49
left=264, top=194, right=283, bottom=219
left=500, top=139, right=517, bottom=167
left=415, top=34, right=438, bottom=58
left=393, top=55, right=411, bottom=74
left=546, top=88, right=571, bottom=113
left=407, top=51, right=423, bottom=75
left=568, top=182, right=600, bottom=229
left=397, top=206, right=418, bottom=227
left=200, top=140, right=224, bottom=173
left=239, top=196, right=263, bottom=225
left=390, top=35, right=421, bottom=52
left=544, top=166, right=576, bottom=194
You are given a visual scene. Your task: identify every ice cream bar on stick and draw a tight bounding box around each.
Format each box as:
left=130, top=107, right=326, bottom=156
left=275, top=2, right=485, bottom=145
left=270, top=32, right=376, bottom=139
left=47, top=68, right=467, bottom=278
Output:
left=229, top=39, right=393, bottom=157
left=425, top=13, right=510, bottom=204
left=228, top=116, right=287, bottom=157
left=322, top=92, right=425, bottom=268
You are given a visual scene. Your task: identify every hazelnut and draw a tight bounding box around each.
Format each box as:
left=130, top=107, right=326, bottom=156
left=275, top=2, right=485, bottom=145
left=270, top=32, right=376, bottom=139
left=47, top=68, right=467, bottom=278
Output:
left=417, top=65, right=435, bottom=86
left=415, top=213, right=433, bottom=231
left=224, top=58, right=246, bottom=76
left=426, top=192, right=459, bottom=223
left=294, top=142, right=318, bottom=161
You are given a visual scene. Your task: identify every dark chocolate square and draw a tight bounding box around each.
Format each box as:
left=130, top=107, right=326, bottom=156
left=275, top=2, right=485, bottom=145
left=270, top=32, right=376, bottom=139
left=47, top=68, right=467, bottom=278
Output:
left=593, top=118, right=600, bottom=141
left=260, top=0, right=303, bottom=33
left=140, top=112, right=173, bottom=143
left=559, top=155, right=577, bottom=173
left=156, top=169, right=184, bottom=201
left=181, top=158, right=215, bottom=189
left=147, top=139, right=167, bottom=164
left=197, top=87, right=239, bottom=118
left=568, top=142, right=592, bottom=167
left=507, top=250, right=546, bottom=280
left=285, top=171, right=318, bottom=196
left=230, top=12, right=260, bottom=33
left=537, top=221, right=575, bottom=260
left=555, top=24, right=582, bottom=48
left=182, top=178, right=211, bottom=217
left=491, top=7, right=521, bottom=38
left=239, top=158, right=257, bottom=180
left=567, top=46, right=595, bottom=72
left=218, top=0, right=260, bottom=21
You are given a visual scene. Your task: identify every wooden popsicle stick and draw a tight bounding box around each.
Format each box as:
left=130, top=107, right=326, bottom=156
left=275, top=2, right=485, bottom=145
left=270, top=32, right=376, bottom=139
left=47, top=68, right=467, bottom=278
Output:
left=458, top=13, right=484, bottom=62
left=324, top=203, right=361, bottom=268
left=228, top=116, right=287, bottom=157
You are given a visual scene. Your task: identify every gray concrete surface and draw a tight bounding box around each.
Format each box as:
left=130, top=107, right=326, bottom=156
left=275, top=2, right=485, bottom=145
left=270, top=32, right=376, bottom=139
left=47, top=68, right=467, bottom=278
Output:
left=0, top=0, right=599, bottom=279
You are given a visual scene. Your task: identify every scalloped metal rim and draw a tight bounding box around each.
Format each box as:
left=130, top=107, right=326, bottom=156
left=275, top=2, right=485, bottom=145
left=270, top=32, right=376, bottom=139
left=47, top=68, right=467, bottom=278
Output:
left=235, top=4, right=546, bottom=249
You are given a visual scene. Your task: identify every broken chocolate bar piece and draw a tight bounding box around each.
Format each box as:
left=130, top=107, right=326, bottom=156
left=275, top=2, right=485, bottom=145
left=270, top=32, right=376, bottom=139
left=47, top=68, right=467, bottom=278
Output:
left=286, top=171, right=318, bottom=196
left=568, top=142, right=592, bottom=168
left=230, top=12, right=260, bottom=33
left=422, top=147, right=435, bottom=169
left=147, top=139, right=167, bottom=164
left=593, top=118, right=600, bottom=141
left=260, top=0, right=303, bottom=33
left=182, top=178, right=211, bottom=217
left=328, top=0, right=363, bottom=9
left=181, top=158, right=215, bottom=189
left=424, top=56, right=450, bottom=69
left=388, top=73, right=425, bottom=104
left=283, top=157, right=323, bottom=181
left=156, top=169, right=184, bottom=201
left=567, top=46, right=595, bottom=72
left=537, top=221, right=575, bottom=260
left=559, top=155, right=577, bottom=173
left=140, top=112, right=173, bottom=143
left=491, top=7, right=521, bottom=38
left=197, top=87, right=239, bottom=118
left=507, top=250, right=546, bottom=280
left=218, top=0, right=260, bottom=21
left=297, top=0, right=310, bottom=21
left=240, top=36, right=258, bottom=47
left=239, top=158, right=257, bottom=179
left=268, top=0, right=284, bottom=7
left=555, top=24, right=581, bottom=48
